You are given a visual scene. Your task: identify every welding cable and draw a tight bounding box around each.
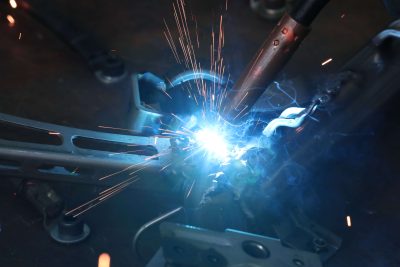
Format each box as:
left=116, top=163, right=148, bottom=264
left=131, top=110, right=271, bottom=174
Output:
left=132, top=206, right=183, bottom=261
left=290, top=0, right=330, bottom=26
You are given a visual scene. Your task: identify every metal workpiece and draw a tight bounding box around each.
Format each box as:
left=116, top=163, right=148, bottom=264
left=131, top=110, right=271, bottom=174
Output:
left=128, top=74, right=163, bottom=132
left=262, top=107, right=308, bottom=138
left=373, top=19, right=400, bottom=45
left=160, top=222, right=323, bottom=267
left=20, top=0, right=126, bottom=84
left=0, top=112, right=172, bottom=185
left=132, top=206, right=183, bottom=262
left=273, top=209, right=342, bottom=262
left=220, top=13, right=309, bottom=124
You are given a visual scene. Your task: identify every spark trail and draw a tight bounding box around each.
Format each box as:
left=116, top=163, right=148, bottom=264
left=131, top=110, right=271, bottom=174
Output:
left=66, top=0, right=234, bottom=218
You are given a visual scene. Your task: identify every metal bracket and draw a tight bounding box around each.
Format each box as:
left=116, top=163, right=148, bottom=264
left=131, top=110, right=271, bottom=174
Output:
left=0, top=112, right=172, bottom=186
left=159, top=222, right=323, bottom=267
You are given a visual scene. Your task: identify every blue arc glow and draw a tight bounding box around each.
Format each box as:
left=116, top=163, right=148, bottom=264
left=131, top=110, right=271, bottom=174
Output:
left=194, top=127, right=229, bottom=161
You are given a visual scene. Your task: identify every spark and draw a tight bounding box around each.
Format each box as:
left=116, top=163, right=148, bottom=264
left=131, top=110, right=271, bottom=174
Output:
left=164, top=0, right=228, bottom=117
left=100, top=176, right=140, bottom=196
left=160, top=162, right=173, bottom=171
left=162, top=88, right=173, bottom=99
left=194, top=15, right=200, bottom=48
left=346, top=215, right=352, bottom=227
left=66, top=176, right=142, bottom=217
left=98, top=253, right=111, bottom=267
left=185, top=178, right=196, bottom=199
left=98, top=162, right=143, bottom=180
left=18, top=32, right=22, bottom=40
left=295, top=126, right=305, bottom=134
left=69, top=0, right=232, bottom=218
left=273, top=81, right=299, bottom=107
left=233, top=104, right=249, bottom=121
left=98, top=125, right=140, bottom=134
left=163, top=19, right=181, bottom=64
left=108, top=150, right=147, bottom=156
left=171, top=113, right=185, bottom=123
left=7, top=15, right=15, bottom=27
left=9, top=0, right=17, bottom=9
left=321, top=58, right=333, bottom=66
left=235, top=91, right=249, bottom=110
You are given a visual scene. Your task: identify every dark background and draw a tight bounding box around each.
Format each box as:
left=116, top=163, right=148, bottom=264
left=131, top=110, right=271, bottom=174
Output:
left=0, top=0, right=399, bottom=266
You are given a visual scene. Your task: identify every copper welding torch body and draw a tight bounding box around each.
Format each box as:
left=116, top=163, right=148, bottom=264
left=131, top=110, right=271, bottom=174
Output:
left=220, top=13, right=309, bottom=123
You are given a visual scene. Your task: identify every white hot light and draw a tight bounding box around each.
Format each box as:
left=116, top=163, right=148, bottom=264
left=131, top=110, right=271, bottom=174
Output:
left=194, top=127, right=229, bottom=160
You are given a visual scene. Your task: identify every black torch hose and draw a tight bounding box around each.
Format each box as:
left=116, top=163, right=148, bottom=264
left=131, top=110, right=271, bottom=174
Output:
left=290, top=0, right=330, bottom=26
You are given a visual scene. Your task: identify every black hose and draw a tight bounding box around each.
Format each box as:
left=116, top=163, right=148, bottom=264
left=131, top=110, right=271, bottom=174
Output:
left=290, top=0, right=330, bottom=26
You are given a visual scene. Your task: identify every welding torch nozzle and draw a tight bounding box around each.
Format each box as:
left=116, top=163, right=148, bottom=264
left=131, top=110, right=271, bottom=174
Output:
left=220, top=0, right=330, bottom=124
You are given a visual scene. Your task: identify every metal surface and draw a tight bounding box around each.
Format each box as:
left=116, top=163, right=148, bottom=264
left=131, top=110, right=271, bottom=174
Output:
left=20, top=0, right=127, bottom=84
left=160, top=222, right=322, bottom=267
left=49, top=216, right=91, bottom=244
left=220, top=13, right=309, bottom=123
left=132, top=206, right=183, bottom=261
left=373, top=29, right=400, bottom=45
left=273, top=209, right=342, bottom=262
left=0, top=112, right=171, bottom=185
left=128, top=74, right=163, bottom=132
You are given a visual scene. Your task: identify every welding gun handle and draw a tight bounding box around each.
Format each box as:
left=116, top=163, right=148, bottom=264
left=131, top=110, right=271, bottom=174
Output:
left=221, top=0, right=330, bottom=124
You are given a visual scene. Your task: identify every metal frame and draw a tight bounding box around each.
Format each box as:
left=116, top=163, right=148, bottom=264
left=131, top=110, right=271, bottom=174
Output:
left=0, top=112, right=171, bottom=185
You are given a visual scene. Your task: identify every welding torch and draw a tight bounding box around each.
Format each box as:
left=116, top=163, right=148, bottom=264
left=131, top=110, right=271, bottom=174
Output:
left=220, top=0, right=330, bottom=124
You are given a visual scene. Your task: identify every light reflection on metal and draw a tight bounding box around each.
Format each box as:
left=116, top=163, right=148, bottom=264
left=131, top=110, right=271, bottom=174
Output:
left=169, top=70, right=224, bottom=88
left=373, top=28, right=400, bottom=46
left=0, top=112, right=171, bottom=184
left=262, top=107, right=307, bottom=137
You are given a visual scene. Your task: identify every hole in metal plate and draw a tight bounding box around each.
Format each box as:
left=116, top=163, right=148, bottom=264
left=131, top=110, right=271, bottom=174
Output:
left=72, top=136, right=158, bottom=157
left=0, top=121, right=63, bottom=145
